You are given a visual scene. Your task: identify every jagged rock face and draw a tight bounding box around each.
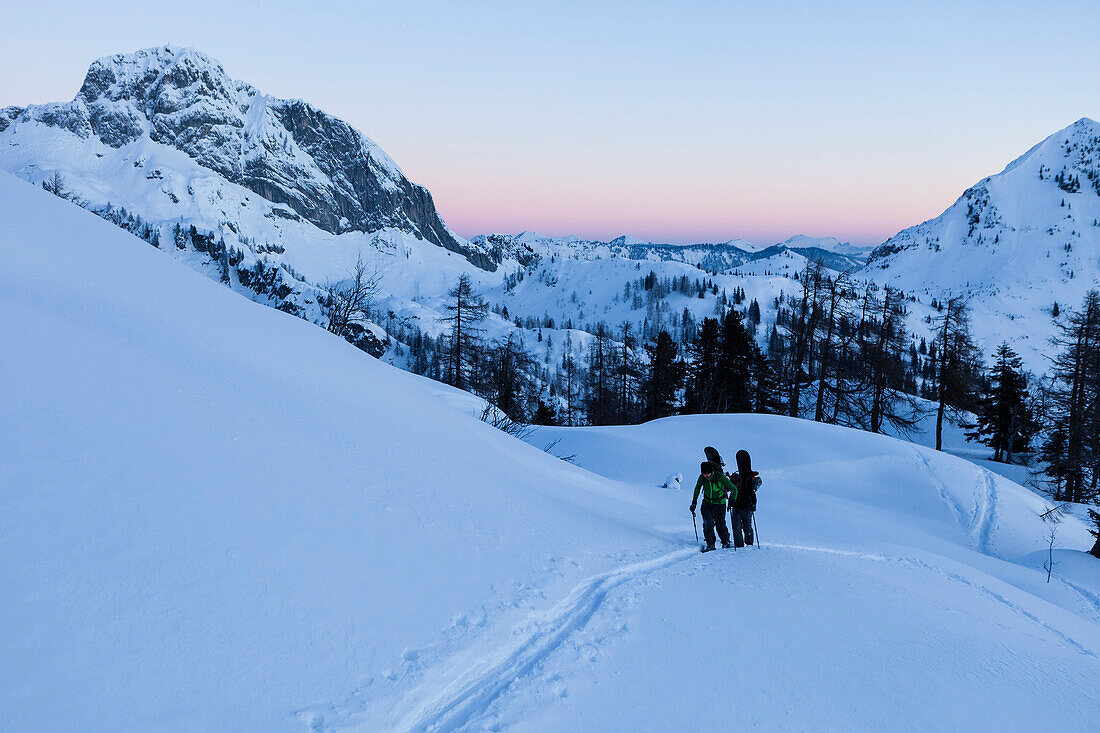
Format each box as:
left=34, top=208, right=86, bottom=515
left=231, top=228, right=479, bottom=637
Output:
left=0, top=106, right=25, bottom=132
left=467, top=233, right=542, bottom=267
left=8, top=46, right=493, bottom=270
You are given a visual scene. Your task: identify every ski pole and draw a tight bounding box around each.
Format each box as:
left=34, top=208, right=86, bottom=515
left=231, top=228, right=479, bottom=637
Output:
left=691, top=510, right=699, bottom=542
left=752, top=512, right=760, bottom=548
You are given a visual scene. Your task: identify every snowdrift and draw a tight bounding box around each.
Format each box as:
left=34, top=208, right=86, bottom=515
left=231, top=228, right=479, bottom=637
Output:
left=531, top=413, right=1095, bottom=563
left=2, top=173, right=1098, bottom=731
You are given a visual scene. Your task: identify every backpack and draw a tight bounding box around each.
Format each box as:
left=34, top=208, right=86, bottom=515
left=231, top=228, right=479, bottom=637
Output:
left=700, top=474, right=729, bottom=504
left=730, top=471, right=761, bottom=511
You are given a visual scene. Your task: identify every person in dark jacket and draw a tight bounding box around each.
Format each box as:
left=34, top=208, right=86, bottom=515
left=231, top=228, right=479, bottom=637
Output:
left=691, top=461, right=736, bottom=550
left=729, top=449, right=761, bottom=548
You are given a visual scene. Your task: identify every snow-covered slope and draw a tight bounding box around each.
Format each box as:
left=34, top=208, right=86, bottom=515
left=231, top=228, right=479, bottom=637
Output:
left=521, top=416, right=1100, bottom=730
left=3, top=173, right=1098, bottom=731
left=863, top=118, right=1100, bottom=367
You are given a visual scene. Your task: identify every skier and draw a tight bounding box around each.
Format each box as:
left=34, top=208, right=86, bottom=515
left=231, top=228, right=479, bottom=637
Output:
left=729, top=449, right=761, bottom=548
left=690, top=460, right=737, bottom=552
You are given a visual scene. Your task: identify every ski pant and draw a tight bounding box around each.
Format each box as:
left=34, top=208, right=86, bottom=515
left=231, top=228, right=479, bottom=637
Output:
left=730, top=507, right=754, bottom=547
left=701, top=502, right=730, bottom=548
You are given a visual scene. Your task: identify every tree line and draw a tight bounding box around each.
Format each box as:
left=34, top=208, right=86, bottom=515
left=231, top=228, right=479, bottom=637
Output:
left=409, top=267, right=1099, bottom=557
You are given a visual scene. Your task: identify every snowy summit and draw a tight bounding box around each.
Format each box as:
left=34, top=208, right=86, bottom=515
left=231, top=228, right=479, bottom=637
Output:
left=864, top=118, right=1100, bottom=365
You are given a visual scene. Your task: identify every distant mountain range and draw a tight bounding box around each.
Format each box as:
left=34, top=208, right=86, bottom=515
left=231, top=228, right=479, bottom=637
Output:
left=2, top=45, right=1096, bottom=373
left=472, top=232, right=871, bottom=272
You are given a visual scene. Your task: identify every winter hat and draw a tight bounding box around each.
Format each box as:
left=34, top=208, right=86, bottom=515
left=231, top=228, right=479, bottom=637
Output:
left=701, top=461, right=713, bottom=475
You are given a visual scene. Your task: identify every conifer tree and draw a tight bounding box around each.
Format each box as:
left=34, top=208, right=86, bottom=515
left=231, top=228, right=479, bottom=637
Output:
left=746, top=298, right=762, bottom=331
left=441, top=274, right=488, bottom=391
left=1040, top=291, right=1100, bottom=503
left=488, top=335, right=534, bottom=421
left=715, top=310, right=755, bottom=413
left=932, top=297, right=982, bottom=451
left=585, top=325, right=617, bottom=425
left=41, top=171, right=73, bottom=200
left=751, top=352, right=783, bottom=414
left=533, top=399, right=558, bottom=426
left=784, top=260, right=827, bottom=417
left=852, top=285, right=922, bottom=434
left=967, top=342, right=1036, bottom=462
left=613, top=323, right=642, bottom=423
left=812, top=271, right=857, bottom=423
left=641, top=330, right=686, bottom=420
left=560, top=332, right=582, bottom=426
left=683, top=317, right=722, bottom=413
left=174, top=222, right=188, bottom=250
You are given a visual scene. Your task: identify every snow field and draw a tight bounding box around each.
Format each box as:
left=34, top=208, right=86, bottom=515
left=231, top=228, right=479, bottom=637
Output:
left=2, top=173, right=1098, bottom=732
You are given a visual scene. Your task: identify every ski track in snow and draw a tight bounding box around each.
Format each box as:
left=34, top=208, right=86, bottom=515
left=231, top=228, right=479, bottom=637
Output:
left=972, top=467, right=998, bottom=555
left=418, top=539, right=1100, bottom=732
left=391, top=546, right=698, bottom=733
left=301, top=460, right=1087, bottom=732
left=909, top=448, right=1100, bottom=622
left=1056, top=576, right=1100, bottom=623
left=302, top=546, right=698, bottom=732
left=911, top=449, right=967, bottom=528
left=308, top=535, right=1097, bottom=732
left=911, top=448, right=997, bottom=555
left=898, top=553, right=1097, bottom=658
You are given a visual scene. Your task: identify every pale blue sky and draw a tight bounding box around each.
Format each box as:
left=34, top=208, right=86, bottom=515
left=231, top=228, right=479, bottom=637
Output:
left=3, top=0, right=1098, bottom=244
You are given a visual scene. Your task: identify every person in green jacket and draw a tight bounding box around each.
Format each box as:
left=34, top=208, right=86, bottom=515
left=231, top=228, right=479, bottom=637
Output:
left=690, top=461, right=737, bottom=550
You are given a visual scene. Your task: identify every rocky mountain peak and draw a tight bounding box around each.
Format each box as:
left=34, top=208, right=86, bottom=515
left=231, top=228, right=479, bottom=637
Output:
left=77, top=46, right=237, bottom=110
left=4, top=46, right=494, bottom=269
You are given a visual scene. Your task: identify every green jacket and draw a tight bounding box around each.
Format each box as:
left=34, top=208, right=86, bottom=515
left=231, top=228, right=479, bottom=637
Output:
left=692, top=471, right=737, bottom=506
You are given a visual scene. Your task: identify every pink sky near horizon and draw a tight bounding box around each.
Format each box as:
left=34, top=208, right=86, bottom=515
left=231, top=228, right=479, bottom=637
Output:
left=428, top=163, right=957, bottom=245
left=415, top=121, right=995, bottom=244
